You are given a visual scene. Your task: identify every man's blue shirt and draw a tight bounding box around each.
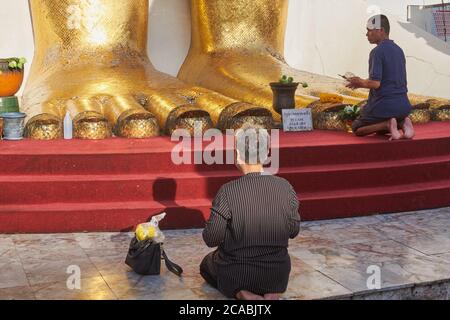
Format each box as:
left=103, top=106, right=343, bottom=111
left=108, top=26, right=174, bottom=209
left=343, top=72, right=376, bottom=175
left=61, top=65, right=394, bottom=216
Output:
left=365, top=39, right=412, bottom=119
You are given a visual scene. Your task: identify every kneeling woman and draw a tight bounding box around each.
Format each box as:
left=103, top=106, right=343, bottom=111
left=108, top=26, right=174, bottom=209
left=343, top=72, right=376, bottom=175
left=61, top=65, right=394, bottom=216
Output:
left=200, top=127, right=301, bottom=300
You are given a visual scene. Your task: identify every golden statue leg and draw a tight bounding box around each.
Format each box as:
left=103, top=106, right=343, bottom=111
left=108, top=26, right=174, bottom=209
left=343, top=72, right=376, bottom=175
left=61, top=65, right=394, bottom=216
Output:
left=23, top=0, right=272, bottom=140
left=179, top=0, right=449, bottom=112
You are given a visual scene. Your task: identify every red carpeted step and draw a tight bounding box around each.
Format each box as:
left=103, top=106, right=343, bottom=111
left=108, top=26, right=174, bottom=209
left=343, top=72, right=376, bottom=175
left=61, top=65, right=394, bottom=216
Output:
left=1, top=137, right=450, bottom=175
left=1, top=154, right=450, bottom=204
left=0, top=199, right=212, bottom=233
left=278, top=137, right=450, bottom=167
left=300, top=179, right=450, bottom=220
left=1, top=179, right=450, bottom=233
left=1, top=123, right=450, bottom=175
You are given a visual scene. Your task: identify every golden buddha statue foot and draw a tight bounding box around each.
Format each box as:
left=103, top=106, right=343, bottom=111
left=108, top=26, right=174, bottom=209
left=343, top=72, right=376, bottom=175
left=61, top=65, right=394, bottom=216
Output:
left=178, top=0, right=364, bottom=116
left=23, top=0, right=272, bottom=140
left=179, top=0, right=449, bottom=115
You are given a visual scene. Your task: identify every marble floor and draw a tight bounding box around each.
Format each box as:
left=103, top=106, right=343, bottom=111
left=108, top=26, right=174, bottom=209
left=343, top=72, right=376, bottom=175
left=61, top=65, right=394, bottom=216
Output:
left=0, top=207, right=449, bottom=300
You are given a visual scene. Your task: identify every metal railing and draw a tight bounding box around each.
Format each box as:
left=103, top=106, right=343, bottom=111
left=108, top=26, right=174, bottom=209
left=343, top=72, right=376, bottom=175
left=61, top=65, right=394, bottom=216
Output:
left=407, top=2, right=450, bottom=42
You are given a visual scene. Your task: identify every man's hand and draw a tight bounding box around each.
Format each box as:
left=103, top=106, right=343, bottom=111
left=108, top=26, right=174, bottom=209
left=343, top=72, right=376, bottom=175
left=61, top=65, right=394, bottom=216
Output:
left=346, top=77, right=365, bottom=89
left=346, top=77, right=381, bottom=90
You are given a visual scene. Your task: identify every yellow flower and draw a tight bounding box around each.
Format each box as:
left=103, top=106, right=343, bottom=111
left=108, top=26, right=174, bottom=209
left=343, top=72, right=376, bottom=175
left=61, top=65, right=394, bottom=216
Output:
left=135, top=224, right=157, bottom=242
left=319, top=93, right=344, bottom=104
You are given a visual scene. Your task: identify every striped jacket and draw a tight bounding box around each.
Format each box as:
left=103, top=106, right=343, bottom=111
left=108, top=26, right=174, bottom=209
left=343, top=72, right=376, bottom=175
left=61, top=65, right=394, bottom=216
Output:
left=203, top=172, right=300, bottom=297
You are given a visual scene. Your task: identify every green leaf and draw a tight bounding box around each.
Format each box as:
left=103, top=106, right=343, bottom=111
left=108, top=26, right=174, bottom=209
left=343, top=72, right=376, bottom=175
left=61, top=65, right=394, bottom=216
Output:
left=5, top=57, right=26, bottom=70
left=8, top=61, right=18, bottom=68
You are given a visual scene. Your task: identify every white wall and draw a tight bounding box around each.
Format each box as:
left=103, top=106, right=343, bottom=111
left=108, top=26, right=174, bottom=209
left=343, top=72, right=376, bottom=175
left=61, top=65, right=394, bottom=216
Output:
left=1, top=0, right=449, bottom=98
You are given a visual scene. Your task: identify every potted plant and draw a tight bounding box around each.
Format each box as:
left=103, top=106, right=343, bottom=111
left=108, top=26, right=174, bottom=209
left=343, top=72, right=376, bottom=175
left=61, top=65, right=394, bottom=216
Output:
left=0, top=57, right=27, bottom=97
left=270, top=75, right=308, bottom=116
left=338, top=105, right=361, bottom=133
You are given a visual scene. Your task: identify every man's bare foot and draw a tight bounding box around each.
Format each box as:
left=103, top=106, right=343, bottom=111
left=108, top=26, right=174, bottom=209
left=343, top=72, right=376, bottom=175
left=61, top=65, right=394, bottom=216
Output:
left=264, top=293, right=281, bottom=300
left=236, top=290, right=265, bottom=300
left=402, top=117, right=416, bottom=140
left=388, top=118, right=403, bottom=141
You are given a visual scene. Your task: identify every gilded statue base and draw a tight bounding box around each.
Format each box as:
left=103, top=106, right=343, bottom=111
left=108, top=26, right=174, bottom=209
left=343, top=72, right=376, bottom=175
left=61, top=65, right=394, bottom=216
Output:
left=410, top=104, right=432, bottom=125
left=311, top=103, right=349, bottom=131
left=165, top=106, right=212, bottom=136
left=432, top=107, right=450, bottom=122
left=25, top=114, right=63, bottom=140
left=217, top=103, right=274, bottom=131
left=23, top=0, right=273, bottom=140
left=73, top=112, right=112, bottom=140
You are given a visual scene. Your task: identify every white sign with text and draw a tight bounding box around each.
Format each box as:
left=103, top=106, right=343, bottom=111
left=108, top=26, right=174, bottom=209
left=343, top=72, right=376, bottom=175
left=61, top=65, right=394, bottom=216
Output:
left=282, top=109, right=313, bottom=132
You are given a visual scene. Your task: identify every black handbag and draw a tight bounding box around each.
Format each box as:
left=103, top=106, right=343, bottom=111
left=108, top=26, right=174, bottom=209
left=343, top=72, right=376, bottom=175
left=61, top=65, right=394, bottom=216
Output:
left=125, top=237, right=183, bottom=277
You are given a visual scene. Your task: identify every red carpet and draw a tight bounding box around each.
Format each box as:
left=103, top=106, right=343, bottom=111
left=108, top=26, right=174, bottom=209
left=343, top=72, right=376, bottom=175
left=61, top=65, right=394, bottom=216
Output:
left=1, top=122, right=450, bottom=233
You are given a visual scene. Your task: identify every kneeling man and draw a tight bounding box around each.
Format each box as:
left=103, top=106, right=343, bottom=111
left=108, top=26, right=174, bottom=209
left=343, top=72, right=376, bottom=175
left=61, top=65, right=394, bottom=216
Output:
left=346, top=14, right=415, bottom=140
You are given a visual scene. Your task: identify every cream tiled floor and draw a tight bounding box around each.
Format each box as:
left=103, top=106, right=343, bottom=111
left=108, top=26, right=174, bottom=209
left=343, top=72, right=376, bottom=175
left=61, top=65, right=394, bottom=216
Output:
left=0, top=208, right=449, bottom=300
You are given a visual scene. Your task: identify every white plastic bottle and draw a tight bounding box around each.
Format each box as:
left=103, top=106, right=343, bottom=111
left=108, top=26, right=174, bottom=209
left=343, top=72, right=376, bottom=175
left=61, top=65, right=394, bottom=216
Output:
left=64, top=111, right=73, bottom=140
